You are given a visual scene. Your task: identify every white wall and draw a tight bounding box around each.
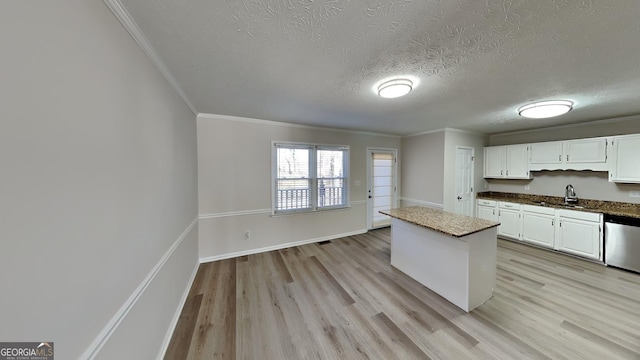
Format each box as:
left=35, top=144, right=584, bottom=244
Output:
left=488, top=117, right=640, bottom=203
left=197, top=114, right=401, bottom=261
left=0, top=2, right=199, bottom=359
left=442, top=129, right=489, bottom=212
left=399, top=131, right=446, bottom=208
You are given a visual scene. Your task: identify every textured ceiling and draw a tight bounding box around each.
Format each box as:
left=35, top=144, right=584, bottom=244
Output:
left=117, top=0, right=640, bottom=135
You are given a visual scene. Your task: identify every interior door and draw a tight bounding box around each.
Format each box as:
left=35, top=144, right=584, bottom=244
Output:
left=367, top=149, right=397, bottom=229
left=455, top=147, right=474, bottom=217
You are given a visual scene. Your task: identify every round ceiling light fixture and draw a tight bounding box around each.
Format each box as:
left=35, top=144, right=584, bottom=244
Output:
left=518, top=100, right=574, bottom=119
left=378, top=78, right=413, bottom=98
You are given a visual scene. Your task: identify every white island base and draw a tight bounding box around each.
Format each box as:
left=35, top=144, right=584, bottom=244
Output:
left=390, top=218, right=497, bottom=312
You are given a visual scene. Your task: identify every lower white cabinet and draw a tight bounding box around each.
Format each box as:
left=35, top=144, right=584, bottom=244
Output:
left=522, top=205, right=555, bottom=248
left=476, top=199, right=497, bottom=222
left=556, top=209, right=602, bottom=261
left=497, top=202, right=522, bottom=240
left=476, top=199, right=604, bottom=261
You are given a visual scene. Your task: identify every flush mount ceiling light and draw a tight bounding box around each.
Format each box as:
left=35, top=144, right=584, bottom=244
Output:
left=518, top=100, right=574, bottom=119
left=378, top=78, right=413, bottom=98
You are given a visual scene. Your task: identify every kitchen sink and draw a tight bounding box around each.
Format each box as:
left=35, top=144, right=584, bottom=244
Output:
left=532, top=201, right=584, bottom=209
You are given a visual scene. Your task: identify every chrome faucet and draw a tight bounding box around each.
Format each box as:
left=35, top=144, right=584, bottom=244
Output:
left=565, top=184, right=578, bottom=204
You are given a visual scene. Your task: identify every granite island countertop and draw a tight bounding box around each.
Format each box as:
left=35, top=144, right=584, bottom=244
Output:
left=380, top=206, right=499, bottom=238
left=477, top=192, right=640, bottom=219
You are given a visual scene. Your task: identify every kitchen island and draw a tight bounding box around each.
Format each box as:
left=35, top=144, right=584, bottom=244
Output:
left=380, top=206, right=500, bottom=312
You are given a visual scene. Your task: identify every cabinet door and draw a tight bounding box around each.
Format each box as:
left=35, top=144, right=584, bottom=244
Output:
left=498, top=209, right=521, bottom=239
left=557, top=218, right=601, bottom=260
left=530, top=141, right=562, bottom=165
left=484, top=146, right=504, bottom=178
left=611, top=135, right=640, bottom=183
left=522, top=213, right=554, bottom=248
left=505, top=144, right=530, bottom=179
left=477, top=205, right=497, bottom=222
left=564, top=138, right=607, bottom=163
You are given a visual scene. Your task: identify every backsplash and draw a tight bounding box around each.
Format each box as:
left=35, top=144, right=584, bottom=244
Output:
left=487, top=170, right=640, bottom=204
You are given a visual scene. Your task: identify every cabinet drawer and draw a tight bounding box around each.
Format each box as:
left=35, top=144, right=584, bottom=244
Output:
left=477, top=199, right=496, bottom=207
left=499, top=202, right=522, bottom=210
left=522, top=204, right=555, bottom=216
left=557, top=209, right=601, bottom=222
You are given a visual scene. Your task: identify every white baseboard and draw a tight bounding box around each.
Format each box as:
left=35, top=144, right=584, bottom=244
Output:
left=156, top=260, right=200, bottom=359
left=80, top=218, right=198, bottom=360
left=399, top=197, right=444, bottom=209
left=199, top=228, right=367, bottom=263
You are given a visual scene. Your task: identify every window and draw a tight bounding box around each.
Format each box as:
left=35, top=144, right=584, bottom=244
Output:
left=273, top=142, right=349, bottom=214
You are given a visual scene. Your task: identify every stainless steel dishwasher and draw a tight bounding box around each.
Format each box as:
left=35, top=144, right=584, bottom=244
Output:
left=605, top=214, right=640, bottom=273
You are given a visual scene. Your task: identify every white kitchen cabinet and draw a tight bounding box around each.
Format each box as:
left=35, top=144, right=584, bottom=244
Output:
left=529, top=137, right=609, bottom=171
left=609, top=134, right=640, bottom=183
left=476, top=199, right=497, bottom=222
left=564, top=138, right=607, bottom=164
left=484, top=145, right=530, bottom=179
left=522, top=205, right=555, bottom=248
left=497, top=202, right=522, bottom=240
left=556, top=209, right=602, bottom=261
left=530, top=141, right=563, bottom=166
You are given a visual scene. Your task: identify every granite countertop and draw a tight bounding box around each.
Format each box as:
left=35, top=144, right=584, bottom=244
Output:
left=477, top=191, right=640, bottom=219
left=380, top=206, right=499, bottom=238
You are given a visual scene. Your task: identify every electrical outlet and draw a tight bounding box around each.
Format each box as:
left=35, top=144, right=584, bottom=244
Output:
left=244, top=230, right=251, bottom=239
left=630, top=191, right=640, bottom=198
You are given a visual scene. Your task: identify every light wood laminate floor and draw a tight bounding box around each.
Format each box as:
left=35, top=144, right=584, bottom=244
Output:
left=165, top=228, right=640, bottom=359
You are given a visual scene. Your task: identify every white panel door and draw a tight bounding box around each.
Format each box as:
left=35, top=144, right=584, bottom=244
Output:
left=455, top=147, right=474, bottom=217
left=477, top=206, right=497, bottom=222
left=557, top=218, right=601, bottom=260
left=368, top=149, right=397, bottom=229
left=564, top=138, right=607, bottom=163
left=505, top=144, right=529, bottom=178
left=530, top=141, right=563, bottom=164
left=498, top=209, right=521, bottom=239
left=484, top=146, right=504, bottom=178
left=522, top=212, right=555, bottom=248
left=611, top=135, right=640, bottom=182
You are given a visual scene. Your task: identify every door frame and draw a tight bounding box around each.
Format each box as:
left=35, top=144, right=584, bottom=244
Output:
left=455, top=146, right=475, bottom=217
left=366, top=147, right=398, bottom=230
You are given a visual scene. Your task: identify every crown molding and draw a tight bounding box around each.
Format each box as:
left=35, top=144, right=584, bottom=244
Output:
left=103, top=0, right=197, bottom=115
left=197, top=113, right=401, bottom=138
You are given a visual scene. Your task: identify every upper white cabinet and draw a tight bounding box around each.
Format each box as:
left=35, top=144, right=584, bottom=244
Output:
left=609, top=134, right=640, bottom=183
left=484, top=144, right=530, bottom=179
left=529, top=137, right=609, bottom=171
left=530, top=141, right=563, bottom=165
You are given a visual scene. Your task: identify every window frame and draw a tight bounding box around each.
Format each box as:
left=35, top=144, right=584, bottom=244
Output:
left=271, top=141, right=350, bottom=215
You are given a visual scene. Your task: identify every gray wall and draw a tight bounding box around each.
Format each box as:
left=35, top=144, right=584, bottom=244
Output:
left=400, top=129, right=488, bottom=212
left=400, top=131, right=446, bottom=207
left=0, top=1, right=199, bottom=359
left=197, top=115, right=401, bottom=260
left=488, top=117, right=640, bottom=203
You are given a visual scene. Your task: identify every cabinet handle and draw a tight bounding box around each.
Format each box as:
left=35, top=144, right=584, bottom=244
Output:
left=501, top=170, right=503, bottom=175
left=552, top=220, right=554, bottom=226
left=559, top=221, right=562, bottom=227
left=506, top=170, right=509, bottom=176
left=493, top=210, right=495, bottom=215
left=559, top=155, right=561, bottom=161
left=567, top=154, right=569, bottom=161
